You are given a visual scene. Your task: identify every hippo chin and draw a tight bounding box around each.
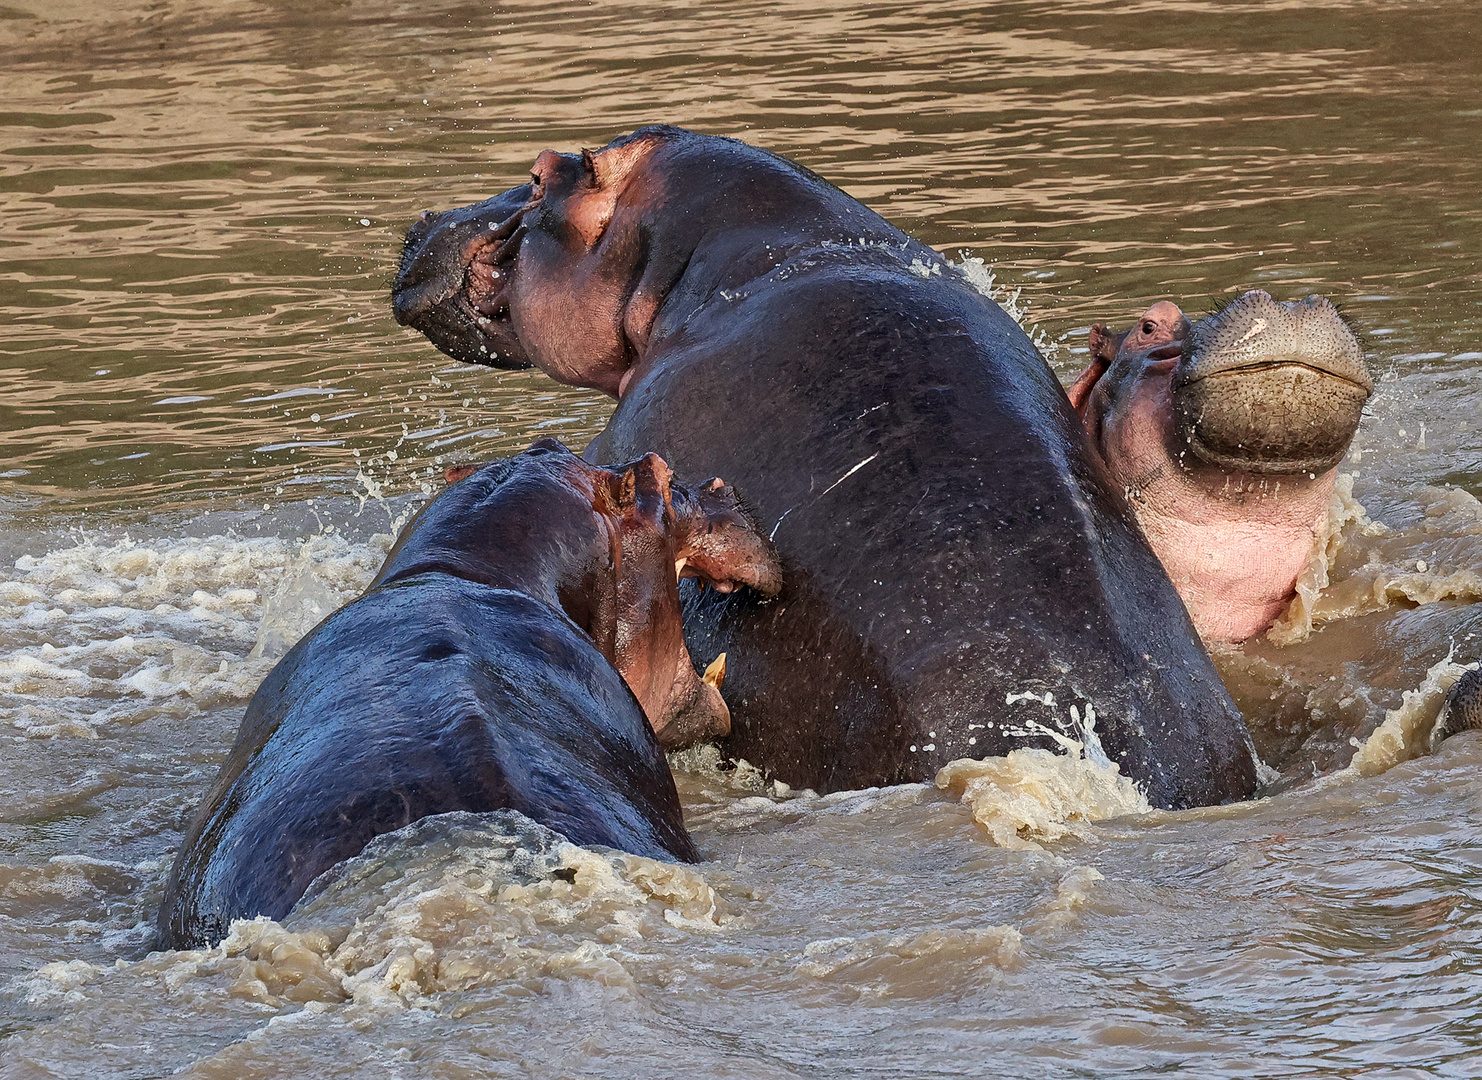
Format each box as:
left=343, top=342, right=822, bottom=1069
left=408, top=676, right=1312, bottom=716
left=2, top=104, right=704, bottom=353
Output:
left=1069, top=290, right=1372, bottom=644
left=157, top=440, right=781, bottom=949
left=392, top=125, right=1258, bottom=809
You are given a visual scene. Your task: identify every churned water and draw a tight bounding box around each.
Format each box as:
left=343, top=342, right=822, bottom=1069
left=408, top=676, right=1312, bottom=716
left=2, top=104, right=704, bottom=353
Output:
left=2, top=1, right=1482, bottom=1076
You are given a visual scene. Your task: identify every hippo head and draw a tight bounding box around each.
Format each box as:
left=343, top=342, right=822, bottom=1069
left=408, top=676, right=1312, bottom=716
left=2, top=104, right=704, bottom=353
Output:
left=1078, top=290, right=1372, bottom=477
left=606, top=455, right=782, bottom=749
left=392, top=128, right=684, bottom=396
left=393, top=440, right=781, bottom=750
left=1072, top=293, right=1373, bottom=643
left=1080, top=291, right=1372, bottom=476
left=393, top=126, right=888, bottom=398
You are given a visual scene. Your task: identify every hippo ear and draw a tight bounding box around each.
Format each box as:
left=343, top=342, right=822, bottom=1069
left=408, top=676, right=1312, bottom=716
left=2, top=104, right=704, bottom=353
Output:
left=444, top=462, right=483, bottom=485
left=1087, top=323, right=1124, bottom=364
left=612, top=468, right=637, bottom=511
left=590, top=137, right=658, bottom=191
left=1065, top=324, right=1123, bottom=417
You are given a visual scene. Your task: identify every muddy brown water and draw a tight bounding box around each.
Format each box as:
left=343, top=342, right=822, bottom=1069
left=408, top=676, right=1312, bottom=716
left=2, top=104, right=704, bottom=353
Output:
left=2, top=2, right=1482, bottom=1077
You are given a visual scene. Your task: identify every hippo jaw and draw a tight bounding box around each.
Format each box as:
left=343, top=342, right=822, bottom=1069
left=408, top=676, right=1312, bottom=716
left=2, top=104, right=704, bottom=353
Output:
left=1171, top=291, right=1372, bottom=475
left=391, top=185, right=536, bottom=370
left=605, top=452, right=783, bottom=751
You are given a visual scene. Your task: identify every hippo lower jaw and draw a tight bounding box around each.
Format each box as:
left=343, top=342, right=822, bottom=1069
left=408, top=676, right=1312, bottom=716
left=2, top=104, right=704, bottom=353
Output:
left=652, top=658, right=732, bottom=751
left=1172, top=359, right=1370, bottom=474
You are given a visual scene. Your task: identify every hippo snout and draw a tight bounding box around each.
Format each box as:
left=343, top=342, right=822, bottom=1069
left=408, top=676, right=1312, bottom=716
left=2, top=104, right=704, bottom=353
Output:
left=1172, top=291, right=1372, bottom=474
left=390, top=186, right=536, bottom=369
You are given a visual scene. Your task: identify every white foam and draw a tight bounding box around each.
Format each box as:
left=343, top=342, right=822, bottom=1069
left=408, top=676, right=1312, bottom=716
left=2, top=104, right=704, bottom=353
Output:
left=1348, top=655, right=1481, bottom=777
left=951, top=254, right=1061, bottom=358
left=1269, top=478, right=1482, bottom=645
left=145, top=811, right=731, bottom=1009
left=0, top=526, right=394, bottom=736
left=936, top=728, right=1151, bottom=851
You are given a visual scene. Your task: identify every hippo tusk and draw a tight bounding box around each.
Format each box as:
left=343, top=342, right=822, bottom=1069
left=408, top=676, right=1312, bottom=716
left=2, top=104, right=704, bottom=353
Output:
left=675, top=556, right=688, bottom=577
left=703, top=652, right=727, bottom=690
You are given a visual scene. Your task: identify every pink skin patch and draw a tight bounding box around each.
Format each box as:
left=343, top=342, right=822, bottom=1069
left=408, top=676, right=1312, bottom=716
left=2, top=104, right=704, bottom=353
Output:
left=1075, top=302, right=1337, bottom=644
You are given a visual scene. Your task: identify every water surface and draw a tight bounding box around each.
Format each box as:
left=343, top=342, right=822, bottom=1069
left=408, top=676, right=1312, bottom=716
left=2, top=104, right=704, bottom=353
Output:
left=2, top=1, right=1481, bottom=1076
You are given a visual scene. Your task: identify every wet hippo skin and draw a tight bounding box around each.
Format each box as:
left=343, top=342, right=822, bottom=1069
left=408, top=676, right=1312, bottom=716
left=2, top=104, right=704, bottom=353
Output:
left=1433, top=668, right=1482, bottom=748
left=157, top=440, right=781, bottom=949
left=391, top=126, right=1259, bottom=809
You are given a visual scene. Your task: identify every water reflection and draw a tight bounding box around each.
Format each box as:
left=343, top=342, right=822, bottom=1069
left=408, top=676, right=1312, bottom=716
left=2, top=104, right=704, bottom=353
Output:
left=2, top=0, right=1479, bottom=512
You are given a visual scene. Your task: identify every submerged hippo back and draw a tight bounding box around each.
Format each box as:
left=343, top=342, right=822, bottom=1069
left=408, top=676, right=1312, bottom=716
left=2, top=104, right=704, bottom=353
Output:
left=159, top=575, right=693, bottom=949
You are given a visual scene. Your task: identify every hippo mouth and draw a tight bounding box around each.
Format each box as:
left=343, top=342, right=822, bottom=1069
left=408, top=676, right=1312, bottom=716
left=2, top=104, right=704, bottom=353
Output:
left=1172, top=358, right=1371, bottom=474
left=1169, top=291, right=1373, bottom=475
left=391, top=187, right=534, bottom=370
left=459, top=215, right=524, bottom=328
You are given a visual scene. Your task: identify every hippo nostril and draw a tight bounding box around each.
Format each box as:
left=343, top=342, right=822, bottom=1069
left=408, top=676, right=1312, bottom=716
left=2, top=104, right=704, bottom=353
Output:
left=391, top=277, right=453, bottom=327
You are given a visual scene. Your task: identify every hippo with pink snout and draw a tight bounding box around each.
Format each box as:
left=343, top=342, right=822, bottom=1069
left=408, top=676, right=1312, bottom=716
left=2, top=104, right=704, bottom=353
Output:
left=1067, top=290, right=1373, bottom=643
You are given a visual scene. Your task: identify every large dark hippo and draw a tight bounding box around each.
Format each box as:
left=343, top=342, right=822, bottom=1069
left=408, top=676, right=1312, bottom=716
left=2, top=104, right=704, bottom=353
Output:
left=1068, top=292, right=1372, bottom=643
left=158, top=440, right=781, bottom=949
left=391, top=126, right=1258, bottom=808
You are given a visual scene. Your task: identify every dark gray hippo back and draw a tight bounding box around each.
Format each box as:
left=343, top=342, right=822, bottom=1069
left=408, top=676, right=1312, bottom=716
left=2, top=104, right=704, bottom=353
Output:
left=593, top=246, right=1256, bottom=807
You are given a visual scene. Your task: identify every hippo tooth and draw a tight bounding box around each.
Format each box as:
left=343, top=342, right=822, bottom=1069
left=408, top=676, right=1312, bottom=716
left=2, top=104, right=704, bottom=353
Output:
left=703, top=653, right=727, bottom=690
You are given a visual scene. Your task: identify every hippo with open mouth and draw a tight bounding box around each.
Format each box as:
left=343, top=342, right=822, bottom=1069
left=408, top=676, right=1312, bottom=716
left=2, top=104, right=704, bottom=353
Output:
left=391, top=125, right=1258, bottom=808
left=1068, top=291, right=1373, bottom=643
left=158, top=441, right=781, bottom=949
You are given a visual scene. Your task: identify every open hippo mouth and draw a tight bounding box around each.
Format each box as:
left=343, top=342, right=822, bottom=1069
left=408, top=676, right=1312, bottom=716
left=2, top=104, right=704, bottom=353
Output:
left=390, top=183, right=535, bottom=369
left=1171, top=291, right=1373, bottom=474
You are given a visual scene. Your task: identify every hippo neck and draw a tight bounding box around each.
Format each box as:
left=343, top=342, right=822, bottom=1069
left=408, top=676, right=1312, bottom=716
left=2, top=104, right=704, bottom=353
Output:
left=619, top=227, right=940, bottom=398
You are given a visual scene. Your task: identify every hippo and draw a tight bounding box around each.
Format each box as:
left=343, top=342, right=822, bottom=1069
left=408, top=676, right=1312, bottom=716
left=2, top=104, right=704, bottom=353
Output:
left=1432, top=668, right=1482, bottom=748
left=1067, top=291, right=1372, bottom=643
left=391, top=125, right=1258, bottom=808
left=157, top=439, right=781, bottom=949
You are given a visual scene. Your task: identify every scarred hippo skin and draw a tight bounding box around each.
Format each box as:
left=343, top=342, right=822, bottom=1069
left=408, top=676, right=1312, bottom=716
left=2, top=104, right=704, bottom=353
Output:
left=1069, top=291, right=1373, bottom=643
left=157, top=440, right=782, bottom=949
left=391, top=126, right=1258, bottom=809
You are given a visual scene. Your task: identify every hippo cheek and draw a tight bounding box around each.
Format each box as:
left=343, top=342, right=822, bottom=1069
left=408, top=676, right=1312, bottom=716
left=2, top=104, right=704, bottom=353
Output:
left=1171, top=362, right=1370, bottom=474
left=506, top=231, right=638, bottom=395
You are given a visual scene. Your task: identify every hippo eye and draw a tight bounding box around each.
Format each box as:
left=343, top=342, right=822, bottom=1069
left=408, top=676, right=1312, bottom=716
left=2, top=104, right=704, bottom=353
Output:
left=1142, top=321, right=1157, bottom=335
left=530, top=172, right=542, bottom=189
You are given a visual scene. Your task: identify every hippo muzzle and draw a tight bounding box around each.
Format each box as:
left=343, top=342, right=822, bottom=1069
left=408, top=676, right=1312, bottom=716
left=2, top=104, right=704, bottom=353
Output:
left=392, top=184, right=535, bottom=370
left=1171, top=290, right=1373, bottom=474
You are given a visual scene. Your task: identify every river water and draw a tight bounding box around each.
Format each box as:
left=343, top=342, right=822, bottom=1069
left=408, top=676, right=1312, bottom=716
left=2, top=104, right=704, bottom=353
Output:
left=2, top=1, right=1482, bottom=1076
